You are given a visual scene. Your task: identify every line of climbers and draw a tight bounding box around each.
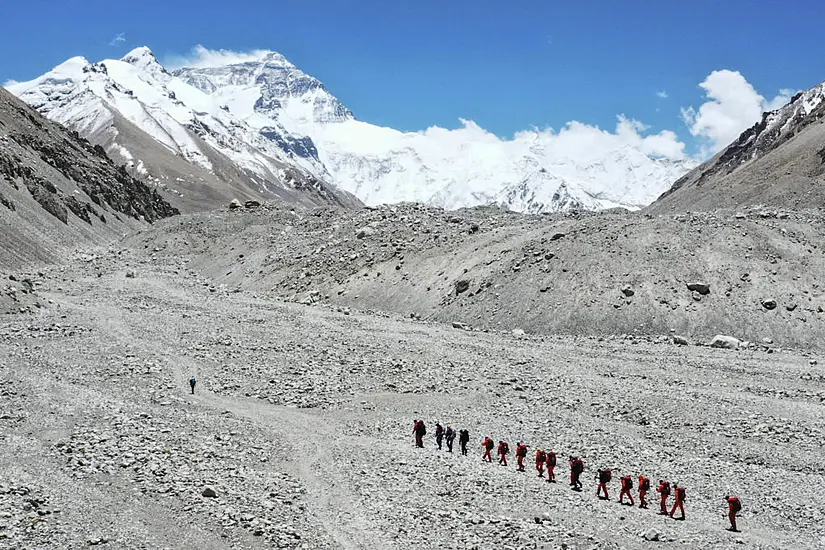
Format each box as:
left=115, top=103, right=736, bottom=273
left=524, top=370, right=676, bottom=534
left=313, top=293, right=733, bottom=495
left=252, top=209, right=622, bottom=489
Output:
left=412, top=420, right=743, bottom=532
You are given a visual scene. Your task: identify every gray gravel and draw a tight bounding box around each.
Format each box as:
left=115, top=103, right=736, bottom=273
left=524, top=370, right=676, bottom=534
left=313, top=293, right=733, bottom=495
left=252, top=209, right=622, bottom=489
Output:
left=1, top=246, right=823, bottom=549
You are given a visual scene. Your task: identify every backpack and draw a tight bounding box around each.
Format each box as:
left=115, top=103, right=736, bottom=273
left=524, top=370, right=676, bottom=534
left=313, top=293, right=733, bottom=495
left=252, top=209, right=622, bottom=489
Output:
left=517, top=445, right=527, bottom=457
left=660, top=482, right=671, bottom=495
left=640, top=477, right=650, bottom=491
left=419, top=423, right=426, bottom=436
left=574, top=458, right=584, bottom=473
left=485, top=438, right=494, bottom=450
left=600, top=469, right=612, bottom=483
left=435, top=425, right=443, bottom=436
left=536, top=451, right=546, bottom=462
left=676, top=487, right=686, bottom=501
left=730, top=498, right=741, bottom=513
left=547, top=452, right=556, bottom=466
left=622, top=476, right=633, bottom=489
left=502, top=443, right=509, bottom=454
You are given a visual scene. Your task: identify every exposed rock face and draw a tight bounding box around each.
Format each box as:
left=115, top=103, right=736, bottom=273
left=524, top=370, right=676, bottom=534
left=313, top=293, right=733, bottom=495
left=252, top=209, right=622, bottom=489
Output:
left=0, top=87, right=178, bottom=266
left=651, top=80, right=825, bottom=212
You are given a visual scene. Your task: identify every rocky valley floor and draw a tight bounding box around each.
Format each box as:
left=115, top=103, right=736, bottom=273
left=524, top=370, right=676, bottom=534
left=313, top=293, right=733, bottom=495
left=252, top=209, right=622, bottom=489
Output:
left=1, top=246, right=823, bottom=549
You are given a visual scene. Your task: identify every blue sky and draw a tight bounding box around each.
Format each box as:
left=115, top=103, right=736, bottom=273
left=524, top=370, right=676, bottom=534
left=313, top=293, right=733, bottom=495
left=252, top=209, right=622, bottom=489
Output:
left=3, top=0, right=825, bottom=155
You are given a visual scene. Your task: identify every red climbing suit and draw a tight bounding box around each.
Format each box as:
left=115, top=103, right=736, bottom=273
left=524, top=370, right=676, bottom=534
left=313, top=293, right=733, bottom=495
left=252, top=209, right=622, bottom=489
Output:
left=497, top=441, right=509, bottom=466
left=726, top=496, right=741, bottom=531
left=638, top=475, right=650, bottom=508
left=482, top=438, right=494, bottom=462
left=657, top=481, right=671, bottom=515
left=545, top=452, right=556, bottom=482
left=516, top=444, right=528, bottom=471
left=670, top=485, right=686, bottom=519
left=619, top=475, right=635, bottom=504
left=535, top=450, right=546, bottom=476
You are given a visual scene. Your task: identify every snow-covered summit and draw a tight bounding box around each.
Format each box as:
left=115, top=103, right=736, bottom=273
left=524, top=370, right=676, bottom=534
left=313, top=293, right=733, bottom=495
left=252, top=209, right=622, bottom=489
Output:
left=6, top=45, right=695, bottom=213
left=171, top=49, right=695, bottom=212
left=5, top=47, right=355, bottom=210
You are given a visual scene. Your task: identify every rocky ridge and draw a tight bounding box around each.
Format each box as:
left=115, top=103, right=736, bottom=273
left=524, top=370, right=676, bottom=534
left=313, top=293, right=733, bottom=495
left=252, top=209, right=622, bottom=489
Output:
left=129, top=200, right=825, bottom=350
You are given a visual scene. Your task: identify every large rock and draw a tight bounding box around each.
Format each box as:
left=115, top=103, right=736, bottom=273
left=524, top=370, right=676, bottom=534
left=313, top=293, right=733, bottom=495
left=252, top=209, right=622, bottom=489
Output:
left=229, top=199, right=242, bottom=210
left=201, top=486, right=218, bottom=498
left=672, top=335, right=689, bottom=346
left=621, top=285, right=635, bottom=297
left=687, top=282, right=710, bottom=295
left=454, top=280, right=470, bottom=294
left=762, top=299, right=777, bottom=310
left=512, top=328, right=526, bottom=338
left=709, top=335, right=741, bottom=350
left=244, top=200, right=261, bottom=208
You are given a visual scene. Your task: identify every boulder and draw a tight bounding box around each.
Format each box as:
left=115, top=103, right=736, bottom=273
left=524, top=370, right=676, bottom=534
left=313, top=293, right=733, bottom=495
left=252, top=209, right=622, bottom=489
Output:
left=356, top=227, right=375, bottom=239
left=621, top=285, right=635, bottom=297
left=687, top=282, right=710, bottom=295
left=201, top=486, right=218, bottom=498
left=641, top=529, right=662, bottom=542
left=451, top=321, right=466, bottom=330
left=762, top=299, right=777, bottom=310
left=125, top=270, right=136, bottom=279
left=244, top=200, right=261, bottom=208
left=550, top=232, right=565, bottom=241
left=710, top=335, right=740, bottom=350
left=512, top=329, right=526, bottom=338
left=454, top=280, right=471, bottom=294
left=672, top=335, right=689, bottom=346
left=229, top=199, right=242, bottom=210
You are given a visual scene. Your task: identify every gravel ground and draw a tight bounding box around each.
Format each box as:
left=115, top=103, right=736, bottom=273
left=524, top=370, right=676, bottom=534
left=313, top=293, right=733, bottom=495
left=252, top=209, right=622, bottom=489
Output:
left=1, top=247, right=823, bottom=549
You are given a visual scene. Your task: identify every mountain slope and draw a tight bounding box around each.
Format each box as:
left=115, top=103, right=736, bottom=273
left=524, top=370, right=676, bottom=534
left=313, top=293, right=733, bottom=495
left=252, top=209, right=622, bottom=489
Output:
left=0, top=86, right=178, bottom=268
left=6, top=48, right=359, bottom=212
left=651, top=83, right=825, bottom=212
left=173, top=49, right=697, bottom=213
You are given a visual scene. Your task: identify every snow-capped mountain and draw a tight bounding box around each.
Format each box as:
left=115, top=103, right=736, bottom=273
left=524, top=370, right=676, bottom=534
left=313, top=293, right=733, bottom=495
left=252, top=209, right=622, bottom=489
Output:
left=174, top=51, right=695, bottom=212
left=6, top=48, right=358, bottom=211
left=7, top=46, right=695, bottom=213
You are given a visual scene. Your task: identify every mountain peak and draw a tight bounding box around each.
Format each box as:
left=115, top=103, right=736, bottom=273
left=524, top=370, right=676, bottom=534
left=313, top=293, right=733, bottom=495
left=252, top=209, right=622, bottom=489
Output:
left=121, top=47, right=163, bottom=71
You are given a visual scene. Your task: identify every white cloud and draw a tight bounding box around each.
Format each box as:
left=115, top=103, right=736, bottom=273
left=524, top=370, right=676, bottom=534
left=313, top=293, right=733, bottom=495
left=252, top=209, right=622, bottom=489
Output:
left=2, top=79, right=19, bottom=87
left=764, top=88, right=796, bottom=112
left=109, top=33, right=126, bottom=46
left=164, top=45, right=274, bottom=70
left=682, top=70, right=798, bottom=156
left=657, top=90, right=668, bottom=99
left=510, top=115, right=687, bottom=161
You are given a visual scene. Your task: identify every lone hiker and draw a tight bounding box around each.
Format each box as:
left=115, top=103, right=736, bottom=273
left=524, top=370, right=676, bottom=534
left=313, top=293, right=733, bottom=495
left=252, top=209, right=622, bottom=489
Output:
left=596, top=468, right=612, bottom=500
left=435, top=422, right=444, bottom=450
left=459, top=429, right=470, bottom=455
left=189, top=377, right=196, bottom=394
left=619, top=475, right=635, bottom=505
left=445, top=425, right=455, bottom=452
left=670, top=483, right=686, bottom=520
left=638, top=474, right=650, bottom=508
left=413, top=419, right=426, bottom=448
left=535, top=449, right=546, bottom=477
left=515, top=442, right=528, bottom=471
left=545, top=451, right=557, bottom=482
left=569, top=456, right=584, bottom=491
left=497, top=440, right=510, bottom=466
left=725, top=495, right=742, bottom=532
left=657, top=480, right=671, bottom=515
left=482, top=436, right=494, bottom=462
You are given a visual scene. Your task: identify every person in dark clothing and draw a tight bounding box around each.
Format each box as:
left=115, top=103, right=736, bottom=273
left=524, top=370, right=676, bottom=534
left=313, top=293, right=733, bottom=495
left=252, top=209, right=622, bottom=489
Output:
left=596, top=468, right=612, bottom=500
left=189, top=377, right=196, bottom=394
left=445, top=425, right=456, bottom=452
left=435, top=422, right=444, bottom=450
left=459, top=429, right=470, bottom=455
left=413, top=419, right=427, bottom=448
left=569, top=456, right=584, bottom=491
